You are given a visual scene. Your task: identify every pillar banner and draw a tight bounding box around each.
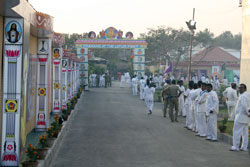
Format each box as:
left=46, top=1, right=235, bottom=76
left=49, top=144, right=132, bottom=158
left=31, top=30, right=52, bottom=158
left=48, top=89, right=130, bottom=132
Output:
left=1, top=17, right=23, bottom=167
left=52, top=48, right=62, bottom=114
left=133, top=48, right=145, bottom=78
left=77, top=47, right=88, bottom=90
left=67, top=59, right=72, bottom=102
left=35, top=38, right=51, bottom=131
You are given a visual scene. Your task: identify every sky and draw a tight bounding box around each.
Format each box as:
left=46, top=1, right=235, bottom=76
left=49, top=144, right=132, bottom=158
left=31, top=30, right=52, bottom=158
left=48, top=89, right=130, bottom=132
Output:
left=29, top=0, right=242, bottom=38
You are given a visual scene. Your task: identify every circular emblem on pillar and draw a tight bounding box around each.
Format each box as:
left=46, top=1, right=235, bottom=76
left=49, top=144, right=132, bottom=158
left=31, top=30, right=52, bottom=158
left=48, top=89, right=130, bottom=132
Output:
left=5, top=100, right=18, bottom=113
left=38, top=88, right=46, bottom=96
left=62, top=86, right=66, bottom=91
left=54, top=83, right=60, bottom=89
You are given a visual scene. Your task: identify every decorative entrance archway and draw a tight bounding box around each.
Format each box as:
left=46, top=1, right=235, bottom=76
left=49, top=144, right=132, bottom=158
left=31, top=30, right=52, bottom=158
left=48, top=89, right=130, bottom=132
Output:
left=75, top=27, right=147, bottom=89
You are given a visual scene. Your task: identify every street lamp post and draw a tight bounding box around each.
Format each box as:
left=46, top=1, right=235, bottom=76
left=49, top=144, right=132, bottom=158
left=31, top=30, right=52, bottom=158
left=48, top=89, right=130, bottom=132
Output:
left=186, top=8, right=196, bottom=82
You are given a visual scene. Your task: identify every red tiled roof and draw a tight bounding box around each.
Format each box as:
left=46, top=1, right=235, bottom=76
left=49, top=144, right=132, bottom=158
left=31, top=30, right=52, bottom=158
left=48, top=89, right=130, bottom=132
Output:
left=192, top=47, right=240, bottom=63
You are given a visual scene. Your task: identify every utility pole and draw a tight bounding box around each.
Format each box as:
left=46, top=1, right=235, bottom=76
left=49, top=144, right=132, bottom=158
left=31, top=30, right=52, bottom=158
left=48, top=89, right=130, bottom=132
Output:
left=186, top=8, right=196, bottom=82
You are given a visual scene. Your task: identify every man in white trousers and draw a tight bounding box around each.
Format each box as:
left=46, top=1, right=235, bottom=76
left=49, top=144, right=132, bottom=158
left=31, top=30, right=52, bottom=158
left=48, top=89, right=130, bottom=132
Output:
left=178, top=80, right=185, bottom=117
left=197, top=83, right=208, bottom=137
left=230, top=84, right=250, bottom=151
left=223, top=83, right=238, bottom=121
left=206, top=84, right=219, bottom=141
left=139, top=77, right=146, bottom=100
left=131, top=75, right=138, bottom=96
left=144, top=79, right=156, bottom=115
left=194, top=81, right=202, bottom=133
left=120, top=74, right=125, bottom=88
left=184, top=81, right=194, bottom=128
left=190, top=83, right=198, bottom=131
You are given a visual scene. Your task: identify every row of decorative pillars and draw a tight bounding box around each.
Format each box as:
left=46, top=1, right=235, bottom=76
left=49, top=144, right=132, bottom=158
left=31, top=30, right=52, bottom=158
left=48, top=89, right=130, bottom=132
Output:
left=1, top=17, right=24, bottom=166
left=77, top=48, right=88, bottom=91
left=133, top=48, right=145, bottom=78
left=35, top=38, right=51, bottom=131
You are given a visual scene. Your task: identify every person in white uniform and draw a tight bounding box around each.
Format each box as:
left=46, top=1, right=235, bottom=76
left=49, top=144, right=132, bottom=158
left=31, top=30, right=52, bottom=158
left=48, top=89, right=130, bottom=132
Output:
left=154, top=75, right=159, bottom=88
left=205, top=76, right=210, bottom=84
left=197, top=83, right=208, bottom=137
left=206, top=84, right=219, bottom=141
left=178, top=80, right=185, bottom=117
left=230, top=84, right=250, bottom=151
left=144, top=79, right=156, bottom=115
left=120, top=74, right=125, bottom=88
left=194, top=81, right=202, bottom=133
left=184, top=81, right=194, bottom=129
left=131, top=75, right=138, bottom=96
left=223, top=83, right=238, bottom=121
left=190, top=83, right=198, bottom=131
left=139, top=77, right=146, bottom=100
left=201, top=75, right=206, bottom=83
left=159, top=74, right=163, bottom=89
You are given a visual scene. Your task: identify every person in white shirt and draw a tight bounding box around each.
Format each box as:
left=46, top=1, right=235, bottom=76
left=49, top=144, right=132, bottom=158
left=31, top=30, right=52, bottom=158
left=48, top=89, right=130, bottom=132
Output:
left=131, top=75, right=138, bottom=96
left=223, top=83, right=238, bottom=121
left=184, top=81, right=194, bottom=129
left=230, top=84, right=250, bottom=151
left=154, top=75, right=159, bottom=88
left=205, top=76, right=210, bottom=84
left=178, top=80, right=185, bottom=117
left=159, top=74, right=163, bottom=89
left=139, top=77, right=146, bottom=100
left=206, top=84, right=219, bottom=141
left=144, top=79, right=156, bottom=115
left=190, top=83, right=198, bottom=131
left=194, top=81, right=202, bottom=133
left=201, top=75, right=206, bottom=83
left=120, top=74, right=125, bottom=88
left=197, top=83, right=208, bottom=137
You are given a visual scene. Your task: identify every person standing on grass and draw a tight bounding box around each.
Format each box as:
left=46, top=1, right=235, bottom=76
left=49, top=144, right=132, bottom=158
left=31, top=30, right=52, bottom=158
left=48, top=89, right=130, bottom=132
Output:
left=223, top=83, right=238, bottom=121
left=144, top=79, right=156, bottom=115
left=206, top=84, right=219, bottom=142
left=230, top=84, right=250, bottom=151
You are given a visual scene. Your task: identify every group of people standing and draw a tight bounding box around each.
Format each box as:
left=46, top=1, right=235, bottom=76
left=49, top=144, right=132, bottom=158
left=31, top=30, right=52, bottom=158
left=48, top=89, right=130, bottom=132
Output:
left=89, top=73, right=112, bottom=88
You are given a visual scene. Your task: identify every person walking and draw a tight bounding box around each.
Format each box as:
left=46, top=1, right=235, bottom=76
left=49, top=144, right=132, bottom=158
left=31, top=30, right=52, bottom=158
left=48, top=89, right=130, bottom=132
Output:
left=223, top=83, right=238, bottom=121
left=132, top=75, right=138, bottom=96
left=230, top=84, right=250, bottom=151
left=165, top=80, right=180, bottom=122
left=144, top=79, right=156, bottom=115
left=197, top=82, right=208, bottom=137
left=139, top=77, right=146, bottom=100
left=206, top=84, right=219, bottom=141
left=120, top=74, right=125, bottom=88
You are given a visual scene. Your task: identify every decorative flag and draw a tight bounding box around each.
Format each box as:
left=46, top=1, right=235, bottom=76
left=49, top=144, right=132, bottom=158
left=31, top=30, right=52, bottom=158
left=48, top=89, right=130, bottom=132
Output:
left=164, top=60, right=173, bottom=74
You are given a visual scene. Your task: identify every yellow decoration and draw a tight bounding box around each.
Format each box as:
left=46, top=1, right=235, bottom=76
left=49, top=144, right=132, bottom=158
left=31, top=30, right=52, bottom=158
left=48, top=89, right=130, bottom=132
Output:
left=38, top=88, right=46, bottom=96
left=5, top=100, right=18, bottom=112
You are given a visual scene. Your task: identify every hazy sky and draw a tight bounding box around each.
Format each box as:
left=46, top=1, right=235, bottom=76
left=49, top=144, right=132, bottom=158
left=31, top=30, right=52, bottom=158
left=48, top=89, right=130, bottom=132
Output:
left=29, top=0, right=242, bottom=38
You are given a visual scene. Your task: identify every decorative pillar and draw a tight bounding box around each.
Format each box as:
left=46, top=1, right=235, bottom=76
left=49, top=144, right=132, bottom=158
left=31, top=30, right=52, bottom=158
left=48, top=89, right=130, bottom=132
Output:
left=52, top=48, right=62, bottom=114
left=61, top=55, right=68, bottom=109
left=35, top=38, right=51, bottom=131
left=133, top=48, right=145, bottom=78
left=77, top=47, right=88, bottom=90
left=67, top=58, right=72, bottom=102
left=1, top=17, right=23, bottom=167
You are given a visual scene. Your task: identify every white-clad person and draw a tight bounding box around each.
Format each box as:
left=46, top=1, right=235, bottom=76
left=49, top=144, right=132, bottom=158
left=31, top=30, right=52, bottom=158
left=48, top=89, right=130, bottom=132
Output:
left=230, top=84, right=250, bottom=151
left=194, top=81, right=203, bottom=133
left=144, top=79, right=156, bottom=115
left=131, top=75, right=138, bottom=96
left=201, top=75, right=206, bottom=83
left=190, top=83, right=198, bottom=131
left=159, top=74, right=163, bottom=89
left=154, top=74, right=159, bottom=88
left=139, top=77, right=146, bottom=100
left=197, top=82, right=208, bottom=137
left=205, top=76, right=210, bottom=84
left=184, top=81, right=194, bottom=129
left=120, top=74, right=125, bottom=88
left=223, top=83, right=238, bottom=121
left=178, top=80, right=185, bottom=117
left=206, top=83, right=219, bottom=141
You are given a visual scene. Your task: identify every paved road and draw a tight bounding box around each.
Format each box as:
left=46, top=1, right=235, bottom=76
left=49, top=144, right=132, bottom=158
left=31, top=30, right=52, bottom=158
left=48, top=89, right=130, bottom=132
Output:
left=51, top=82, right=250, bottom=167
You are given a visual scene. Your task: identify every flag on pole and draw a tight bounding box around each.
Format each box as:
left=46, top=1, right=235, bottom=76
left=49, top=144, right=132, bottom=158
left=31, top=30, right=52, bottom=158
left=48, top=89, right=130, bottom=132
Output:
left=164, top=60, right=173, bottom=74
